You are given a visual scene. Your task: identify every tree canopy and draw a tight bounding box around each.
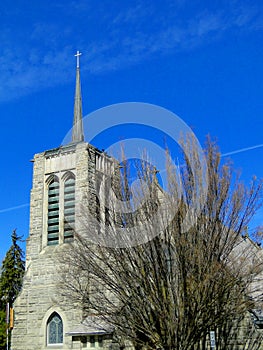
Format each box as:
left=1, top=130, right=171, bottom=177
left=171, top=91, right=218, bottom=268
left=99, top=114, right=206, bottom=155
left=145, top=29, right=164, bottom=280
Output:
left=60, top=138, right=263, bottom=350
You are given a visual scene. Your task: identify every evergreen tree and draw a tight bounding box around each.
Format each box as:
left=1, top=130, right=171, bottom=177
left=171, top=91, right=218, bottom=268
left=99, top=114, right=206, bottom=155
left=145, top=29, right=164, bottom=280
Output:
left=0, top=230, right=25, bottom=349
left=0, top=308, right=7, bottom=350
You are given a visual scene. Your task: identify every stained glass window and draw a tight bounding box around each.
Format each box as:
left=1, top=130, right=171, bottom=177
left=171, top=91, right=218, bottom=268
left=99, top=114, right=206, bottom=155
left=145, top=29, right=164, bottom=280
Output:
left=47, top=313, right=63, bottom=344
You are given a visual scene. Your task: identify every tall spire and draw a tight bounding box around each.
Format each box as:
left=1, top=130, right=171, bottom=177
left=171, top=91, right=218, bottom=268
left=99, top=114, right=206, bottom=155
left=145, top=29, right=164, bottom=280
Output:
left=72, top=50, right=84, bottom=143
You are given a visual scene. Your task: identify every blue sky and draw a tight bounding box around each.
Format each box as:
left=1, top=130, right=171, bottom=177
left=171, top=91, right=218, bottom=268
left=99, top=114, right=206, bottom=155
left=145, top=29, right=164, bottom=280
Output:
left=0, top=0, right=262, bottom=261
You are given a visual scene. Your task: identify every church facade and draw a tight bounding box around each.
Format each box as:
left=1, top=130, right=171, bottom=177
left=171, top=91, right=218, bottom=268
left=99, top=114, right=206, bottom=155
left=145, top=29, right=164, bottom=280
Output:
left=11, top=53, right=118, bottom=350
left=10, top=53, right=263, bottom=350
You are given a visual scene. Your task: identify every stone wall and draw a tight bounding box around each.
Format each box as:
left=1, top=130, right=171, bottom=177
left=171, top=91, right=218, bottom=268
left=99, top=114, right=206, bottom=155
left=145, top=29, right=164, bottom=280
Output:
left=11, top=142, right=108, bottom=350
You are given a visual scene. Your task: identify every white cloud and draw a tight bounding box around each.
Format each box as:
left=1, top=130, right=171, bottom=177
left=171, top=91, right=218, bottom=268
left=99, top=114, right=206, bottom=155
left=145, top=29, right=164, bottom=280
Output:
left=0, top=1, right=261, bottom=102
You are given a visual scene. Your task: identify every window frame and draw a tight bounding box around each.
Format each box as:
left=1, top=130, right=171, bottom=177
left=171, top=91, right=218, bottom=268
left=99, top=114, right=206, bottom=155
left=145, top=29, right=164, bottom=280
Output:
left=45, top=172, right=76, bottom=247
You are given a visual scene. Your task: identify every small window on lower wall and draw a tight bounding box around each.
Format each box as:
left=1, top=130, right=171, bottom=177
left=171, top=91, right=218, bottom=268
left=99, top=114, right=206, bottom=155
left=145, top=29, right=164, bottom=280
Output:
left=81, top=336, right=87, bottom=348
left=90, top=335, right=95, bottom=347
left=98, top=335, right=103, bottom=347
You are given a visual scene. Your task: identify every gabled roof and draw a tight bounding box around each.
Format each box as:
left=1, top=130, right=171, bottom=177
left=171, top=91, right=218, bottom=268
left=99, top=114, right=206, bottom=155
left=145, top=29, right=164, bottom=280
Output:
left=66, top=315, right=114, bottom=336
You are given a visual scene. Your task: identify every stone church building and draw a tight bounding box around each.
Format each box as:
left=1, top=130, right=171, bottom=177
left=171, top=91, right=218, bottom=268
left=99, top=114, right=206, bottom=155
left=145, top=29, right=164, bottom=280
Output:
left=10, top=52, right=263, bottom=350
left=11, top=53, right=118, bottom=349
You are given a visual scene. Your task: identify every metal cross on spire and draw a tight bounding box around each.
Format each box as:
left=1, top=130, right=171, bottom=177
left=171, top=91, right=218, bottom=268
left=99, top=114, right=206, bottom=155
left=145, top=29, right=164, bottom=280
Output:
left=75, top=50, right=82, bottom=68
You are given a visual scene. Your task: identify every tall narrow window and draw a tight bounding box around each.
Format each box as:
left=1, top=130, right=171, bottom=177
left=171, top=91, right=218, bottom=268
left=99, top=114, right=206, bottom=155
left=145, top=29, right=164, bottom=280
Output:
left=64, top=175, right=75, bottom=242
left=47, top=312, right=63, bottom=345
left=47, top=177, right=59, bottom=245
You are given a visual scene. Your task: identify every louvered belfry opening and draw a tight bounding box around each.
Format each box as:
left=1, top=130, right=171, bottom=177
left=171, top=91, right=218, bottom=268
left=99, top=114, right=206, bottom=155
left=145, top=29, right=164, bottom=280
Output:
left=64, top=175, right=75, bottom=242
left=47, top=177, right=60, bottom=245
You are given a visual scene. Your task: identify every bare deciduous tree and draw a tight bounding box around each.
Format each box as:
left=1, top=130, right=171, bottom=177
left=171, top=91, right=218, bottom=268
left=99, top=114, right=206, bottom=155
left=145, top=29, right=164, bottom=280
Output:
left=60, top=138, right=263, bottom=350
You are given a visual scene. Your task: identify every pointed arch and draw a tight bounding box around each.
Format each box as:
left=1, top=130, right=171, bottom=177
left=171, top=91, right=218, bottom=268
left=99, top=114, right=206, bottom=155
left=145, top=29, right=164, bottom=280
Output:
left=63, top=172, right=75, bottom=242
left=47, top=175, right=59, bottom=245
left=46, top=174, right=59, bottom=186
left=47, top=312, right=63, bottom=345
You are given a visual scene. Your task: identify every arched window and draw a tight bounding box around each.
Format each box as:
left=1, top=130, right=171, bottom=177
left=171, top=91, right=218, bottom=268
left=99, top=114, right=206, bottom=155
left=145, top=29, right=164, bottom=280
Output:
left=64, top=174, right=75, bottom=242
left=47, top=312, right=63, bottom=345
left=47, top=177, right=59, bottom=245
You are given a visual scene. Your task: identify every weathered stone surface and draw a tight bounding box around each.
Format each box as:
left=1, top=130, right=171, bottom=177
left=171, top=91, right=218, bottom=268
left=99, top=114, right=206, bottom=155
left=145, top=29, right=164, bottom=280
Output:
left=12, top=142, right=117, bottom=350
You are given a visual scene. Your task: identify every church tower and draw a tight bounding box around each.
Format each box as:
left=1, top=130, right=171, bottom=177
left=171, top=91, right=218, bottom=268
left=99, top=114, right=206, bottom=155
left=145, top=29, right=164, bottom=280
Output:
left=11, top=53, right=116, bottom=350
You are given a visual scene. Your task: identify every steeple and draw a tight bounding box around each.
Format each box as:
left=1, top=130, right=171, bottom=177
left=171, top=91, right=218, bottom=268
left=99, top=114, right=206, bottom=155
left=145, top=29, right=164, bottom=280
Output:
left=72, top=51, right=84, bottom=143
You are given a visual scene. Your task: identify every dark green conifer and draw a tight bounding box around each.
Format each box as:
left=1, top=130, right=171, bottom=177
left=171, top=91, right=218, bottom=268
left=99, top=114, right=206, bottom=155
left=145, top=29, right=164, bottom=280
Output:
left=0, top=230, right=25, bottom=349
